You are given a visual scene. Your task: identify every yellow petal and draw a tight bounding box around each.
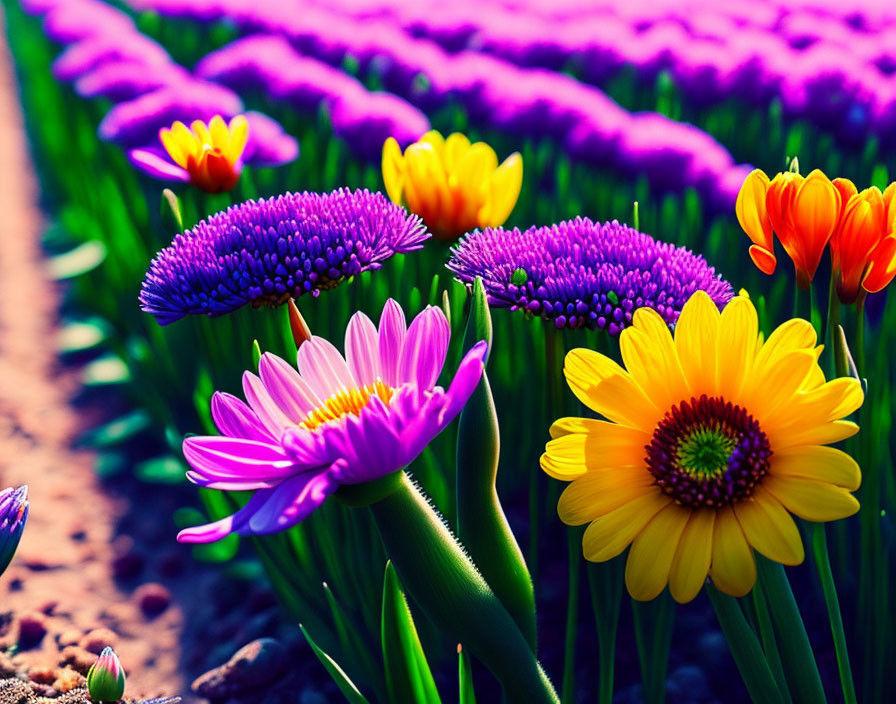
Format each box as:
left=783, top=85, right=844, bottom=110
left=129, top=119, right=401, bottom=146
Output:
left=557, top=469, right=655, bottom=525
left=190, top=119, right=212, bottom=146
left=669, top=509, right=715, bottom=603
left=543, top=420, right=649, bottom=474
left=733, top=487, right=804, bottom=565
left=709, top=506, right=756, bottom=597
left=419, top=129, right=446, bottom=159
left=762, top=475, right=860, bottom=522
left=674, top=290, right=720, bottom=395
left=745, top=349, right=818, bottom=422
left=160, top=127, right=189, bottom=168
left=582, top=488, right=671, bottom=562
left=564, top=349, right=659, bottom=431
left=208, top=115, right=230, bottom=150
left=443, top=132, right=472, bottom=174
left=454, top=142, right=498, bottom=224
left=771, top=445, right=860, bottom=490
left=479, top=152, right=522, bottom=227
left=753, top=318, right=817, bottom=372
left=716, top=296, right=759, bottom=401
left=777, top=420, right=860, bottom=448
left=226, top=115, right=249, bottom=162
left=620, top=307, right=688, bottom=411
left=381, top=137, right=405, bottom=205
left=625, top=502, right=692, bottom=601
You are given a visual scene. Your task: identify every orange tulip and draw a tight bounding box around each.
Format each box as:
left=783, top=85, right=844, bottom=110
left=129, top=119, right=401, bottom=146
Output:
left=736, top=168, right=844, bottom=289
left=830, top=181, right=896, bottom=303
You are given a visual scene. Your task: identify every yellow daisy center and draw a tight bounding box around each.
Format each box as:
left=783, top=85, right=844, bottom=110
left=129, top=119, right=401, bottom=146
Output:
left=299, top=380, right=393, bottom=431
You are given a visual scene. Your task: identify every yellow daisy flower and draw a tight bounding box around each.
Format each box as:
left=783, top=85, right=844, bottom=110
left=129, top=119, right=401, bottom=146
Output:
left=541, top=291, right=863, bottom=604
left=382, top=130, right=522, bottom=242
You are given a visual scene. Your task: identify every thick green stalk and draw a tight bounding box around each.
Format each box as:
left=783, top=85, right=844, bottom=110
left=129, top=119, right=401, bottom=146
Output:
left=707, top=586, right=786, bottom=704
left=751, top=581, right=792, bottom=703
left=457, top=372, right=537, bottom=649
left=854, top=295, right=866, bottom=376
left=369, top=473, right=560, bottom=704
left=756, top=558, right=827, bottom=704
left=457, top=279, right=536, bottom=649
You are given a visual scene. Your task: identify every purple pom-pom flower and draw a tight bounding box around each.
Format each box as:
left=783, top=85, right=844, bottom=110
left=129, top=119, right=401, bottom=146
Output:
left=0, top=485, right=29, bottom=576
left=447, top=218, right=733, bottom=335
left=177, top=300, right=488, bottom=543
left=140, top=189, right=429, bottom=325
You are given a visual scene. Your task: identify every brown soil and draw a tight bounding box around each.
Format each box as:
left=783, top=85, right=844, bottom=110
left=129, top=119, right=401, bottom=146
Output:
left=0, top=21, right=187, bottom=703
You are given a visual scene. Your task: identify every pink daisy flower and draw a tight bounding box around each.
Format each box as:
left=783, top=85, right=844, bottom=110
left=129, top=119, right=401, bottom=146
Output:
left=178, top=299, right=487, bottom=543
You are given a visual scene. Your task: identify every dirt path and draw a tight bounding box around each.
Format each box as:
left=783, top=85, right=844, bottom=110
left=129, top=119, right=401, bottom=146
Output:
left=0, top=18, right=188, bottom=701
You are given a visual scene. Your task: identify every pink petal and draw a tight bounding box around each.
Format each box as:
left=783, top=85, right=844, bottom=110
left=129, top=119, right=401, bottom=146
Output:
left=177, top=489, right=273, bottom=543
left=246, top=469, right=337, bottom=534
left=128, top=148, right=190, bottom=182
left=211, top=391, right=276, bottom=442
left=242, top=371, right=293, bottom=437
left=297, top=337, right=356, bottom=400
left=398, top=306, right=450, bottom=389
left=378, top=299, right=407, bottom=386
left=182, top=436, right=295, bottom=480
left=345, top=311, right=381, bottom=387
left=258, top=352, right=320, bottom=421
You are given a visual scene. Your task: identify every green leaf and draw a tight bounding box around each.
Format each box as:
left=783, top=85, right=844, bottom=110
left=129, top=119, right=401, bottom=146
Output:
left=458, top=644, right=476, bottom=704
left=462, top=277, right=492, bottom=361
left=135, top=456, right=187, bottom=484
left=381, top=561, right=442, bottom=704
left=79, top=410, right=150, bottom=448
left=300, top=624, right=371, bottom=704
left=47, top=241, right=106, bottom=279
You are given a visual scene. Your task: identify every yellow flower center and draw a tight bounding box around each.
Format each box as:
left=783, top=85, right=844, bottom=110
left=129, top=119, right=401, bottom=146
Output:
left=300, top=380, right=393, bottom=431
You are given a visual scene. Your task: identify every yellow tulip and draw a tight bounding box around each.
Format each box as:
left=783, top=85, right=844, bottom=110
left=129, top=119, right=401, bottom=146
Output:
left=382, top=131, right=522, bottom=242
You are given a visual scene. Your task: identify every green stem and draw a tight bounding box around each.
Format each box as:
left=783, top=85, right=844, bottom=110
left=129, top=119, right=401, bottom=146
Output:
left=369, top=472, right=560, bottom=704
left=826, top=276, right=844, bottom=378
left=809, top=523, right=857, bottom=704
left=707, top=586, right=786, bottom=704
left=756, top=558, right=827, bottom=704
left=560, top=527, right=581, bottom=704
left=632, top=594, right=675, bottom=704
left=587, top=559, right=623, bottom=704
left=751, top=580, right=792, bottom=703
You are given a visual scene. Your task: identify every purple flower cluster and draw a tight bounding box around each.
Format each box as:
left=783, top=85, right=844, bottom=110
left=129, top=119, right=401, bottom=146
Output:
left=195, top=35, right=430, bottom=159
left=127, top=0, right=752, bottom=210
left=140, top=189, right=429, bottom=325
left=447, top=218, right=733, bottom=334
left=25, top=0, right=297, bottom=173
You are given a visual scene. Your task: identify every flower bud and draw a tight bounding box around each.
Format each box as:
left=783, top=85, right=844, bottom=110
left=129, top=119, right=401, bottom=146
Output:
left=87, top=646, right=125, bottom=702
left=0, top=486, right=28, bottom=577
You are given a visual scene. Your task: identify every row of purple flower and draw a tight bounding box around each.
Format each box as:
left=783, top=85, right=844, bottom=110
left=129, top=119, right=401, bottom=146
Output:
left=305, top=0, right=896, bottom=143
left=134, top=0, right=896, bottom=147
left=20, top=0, right=434, bottom=172
left=124, top=0, right=751, bottom=211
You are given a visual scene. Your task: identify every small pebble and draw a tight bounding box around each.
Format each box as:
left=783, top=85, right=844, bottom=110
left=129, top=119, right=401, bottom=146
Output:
left=17, top=613, right=48, bottom=649
left=57, top=629, right=82, bottom=648
left=192, top=638, right=285, bottom=699
left=135, top=583, right=171, bottom=617
left=60, top=646, right=99, bottom=674
left=79, top=627, right=118, bottom=654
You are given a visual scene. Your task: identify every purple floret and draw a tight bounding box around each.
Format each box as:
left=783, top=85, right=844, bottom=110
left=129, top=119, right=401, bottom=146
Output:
left=447, top=218, right=733, bottom=335
left=140, top=189, right=430, bottom=325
